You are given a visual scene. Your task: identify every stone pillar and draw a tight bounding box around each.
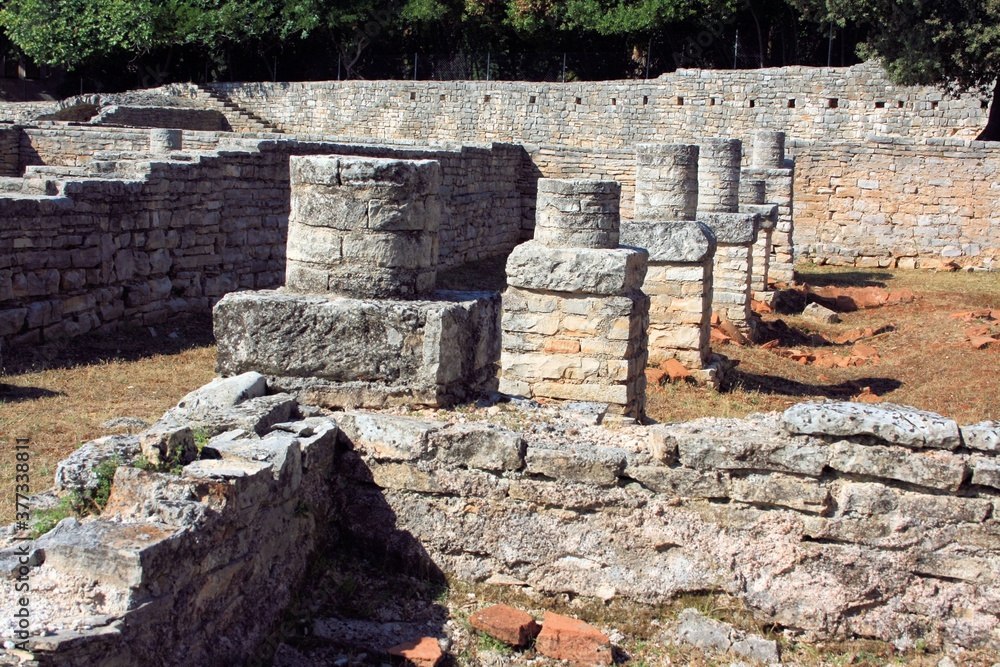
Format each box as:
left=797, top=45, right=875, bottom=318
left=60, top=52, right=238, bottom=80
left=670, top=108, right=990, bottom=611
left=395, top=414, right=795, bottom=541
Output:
left=697, top=138, right=759, bottom=330
left=149, top=129, right=182, bottom=153
left=744, top=131, right=794, bottom=286
left=501, top=179, right=649, bottom=419
left=285, top=156, right=441, bottom=299
left=621, top=144, right=716, bottom=373
left=741, top=177, right=779, bottom=292
left=214, top=155, right=500, bottom=410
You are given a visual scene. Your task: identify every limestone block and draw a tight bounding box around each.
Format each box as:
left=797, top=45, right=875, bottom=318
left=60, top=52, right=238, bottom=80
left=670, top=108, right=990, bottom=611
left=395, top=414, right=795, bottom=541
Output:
left=781, top=401, right=961, bottom=450
left=286, top=155, right=442, bottom=299
left=698, top=211, right=759, bottom=245
left=533, top=178, right=621, bottom=249
left=526, top=445, right=626, bottom=486
left=213, top=289, right=500, bottom=408
left=961, top=421, right=1000, bottom=452
left=505, top=241, right=647, bottom=296
left=620, top=220, right=716, bottom=263
left=744, top=203, right=779, bottom=231
left=827, top=441, right=966, bottom=492
left=739, top=178, right=766, bottom=205
left=149, top=128, right=182, bottom=153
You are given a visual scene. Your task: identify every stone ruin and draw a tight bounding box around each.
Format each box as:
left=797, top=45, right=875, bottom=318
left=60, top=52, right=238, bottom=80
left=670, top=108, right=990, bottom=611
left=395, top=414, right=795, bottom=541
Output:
left=0, top=93, right=998, bottom=665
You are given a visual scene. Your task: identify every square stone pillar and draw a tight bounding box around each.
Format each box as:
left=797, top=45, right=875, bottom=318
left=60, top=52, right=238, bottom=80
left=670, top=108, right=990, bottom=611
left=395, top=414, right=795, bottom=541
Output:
left=501, top=179, right=649, bottom=419
left=740, top=177, right=779, bottom=292
left=697, top=138, right=759, bottom=331
left=743, top=131, right=794, bottom=286
left=214, top=155, right=499, bottom=409
left=621, top=144, right=716, bottom=371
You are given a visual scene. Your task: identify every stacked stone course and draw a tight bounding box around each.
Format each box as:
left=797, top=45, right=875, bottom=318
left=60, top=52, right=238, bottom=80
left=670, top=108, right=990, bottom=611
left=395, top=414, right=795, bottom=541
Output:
left=696, top=138, right=759, bottom=329
left=743, top=131, right=794, bottom=287
left=620, top=144, right=715, bottom=370
left=500, top=178, right=649, bottom=418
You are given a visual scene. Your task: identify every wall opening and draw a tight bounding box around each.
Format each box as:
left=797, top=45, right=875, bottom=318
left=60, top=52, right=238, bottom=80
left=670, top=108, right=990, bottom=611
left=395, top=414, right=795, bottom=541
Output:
left=787, top=99, right=796, bottom=109
left=875, top=101, right=885, bottom=108
left=642, top=95, right=649, bottom=105
left=828, top=98, right=839, bottom=108
left=529, top=95, right=536, bottom=104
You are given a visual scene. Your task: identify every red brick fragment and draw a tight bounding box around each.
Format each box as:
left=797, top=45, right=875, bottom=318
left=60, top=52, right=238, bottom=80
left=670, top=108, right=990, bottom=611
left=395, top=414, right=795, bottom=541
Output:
left=387, top=637, right=443, bottom=667
left=971, top=336, right=999, bottom=350
left=536, top=612, right=612, bottom=666
left=851, top=343, right=878, bottom=359
left=469, top=604, right=540, bottom=647
left=659, top=358, right=692, bottom=381
left=645, top=368, right=668, bottom=386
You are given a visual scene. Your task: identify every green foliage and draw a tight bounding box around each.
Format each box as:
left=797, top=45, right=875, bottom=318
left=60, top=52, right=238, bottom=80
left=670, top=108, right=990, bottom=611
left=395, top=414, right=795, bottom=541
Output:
left=822, top=0, right=1000, bottom=94
left=30, top=455, right=121, bottom=538
left=476, top=631, right=514, bottom=654
left=134, top=451, right=185, bottom=475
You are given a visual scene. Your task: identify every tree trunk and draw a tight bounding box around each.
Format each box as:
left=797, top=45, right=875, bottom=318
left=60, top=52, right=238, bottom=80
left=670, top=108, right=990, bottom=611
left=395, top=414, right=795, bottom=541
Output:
left=976, top=80, right=1000, bottom=141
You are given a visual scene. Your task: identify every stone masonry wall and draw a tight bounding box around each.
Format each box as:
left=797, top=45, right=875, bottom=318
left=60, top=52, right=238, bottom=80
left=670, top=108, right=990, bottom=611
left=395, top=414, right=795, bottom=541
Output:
left=791, top=136, right=1000, bottom=267
left=0, top=128, right=525, bottom=351
left=208, top=63, right=987, bottom=144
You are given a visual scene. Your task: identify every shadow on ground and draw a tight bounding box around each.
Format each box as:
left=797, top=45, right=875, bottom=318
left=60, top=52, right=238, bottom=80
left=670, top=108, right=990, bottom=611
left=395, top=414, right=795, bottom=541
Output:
left=1, top=314, right=215, bottom=375
left=793, top=269, right=893, bottom=289
left=731, top=370, right=902, bottom=398
left=0, top=384, right=64, bottom=403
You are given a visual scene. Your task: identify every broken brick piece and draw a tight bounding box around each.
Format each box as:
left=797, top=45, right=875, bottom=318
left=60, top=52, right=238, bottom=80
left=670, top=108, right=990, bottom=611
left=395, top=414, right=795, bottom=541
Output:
left=469, top=604, right=540, bottom=648
left=971, top=336, right=999, bottom=350
left=387, top=637, right=444, bottom=667
left=851, top=343, right=878, bottom=358
left=659, top=358, right=691, bottom=381
left=536, top=612, right=612, bottom=666
left=645, top=368, right=668, bottom=386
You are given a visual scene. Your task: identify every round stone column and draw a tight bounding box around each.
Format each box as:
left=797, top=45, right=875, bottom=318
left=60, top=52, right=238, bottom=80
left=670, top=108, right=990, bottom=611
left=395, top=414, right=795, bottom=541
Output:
left=698, top=138, right=742, bottom=213
left=149, top=129, right=182, bottom=153
left=533, top=178, right=621, bottom=249
left=634, top=144, right=699, bottom=221
left=751, top=130, right=786, bottom=169
left=740, top=178, right=767, bottom=206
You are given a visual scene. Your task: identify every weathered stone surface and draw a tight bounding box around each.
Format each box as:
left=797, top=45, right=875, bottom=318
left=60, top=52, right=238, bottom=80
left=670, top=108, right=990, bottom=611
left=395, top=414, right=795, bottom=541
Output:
left=286, top=155, right=442, bottom=299
left=697, top=211, right=759, bottom=245
left=619, top=220, right=716, bottom=263
left=962, top=420, right=1000, bottom=452
left=333, top=411, right=444, bottom=461
left=744, top=203, right=779, bottom=230
left=469, top=604, right=540, bottom=647
left=803, top=301, right=841, bottom=324
left=155, top=393, right=297, bottom=438
left=139, top=426, right=197, bottom=467
left=536, top=612, right=612, bottom=666
left=526, top=446, right=626, bottom=486
left=202, top=431, right=303, bottom=485
left=782, top=401, right=962, bottom=450
left=431, top=422, right=526, bottom=472
left=214, top=289, right=500, bottom=408
left=505, top=241, right=647, bottom=296
left=670, top=414, right=829, bottom=475
left=54, top=434, right=140, bottom=491
left=175, top=372, right=267, bottom=415
left=647, top=424, right=679, bottom=464
left=676, top=608, right=780, bottom=664
left=970, top=456, right=1000, bottom=490
left=730, top=473, right=830, bottom=512
left=634, top=143, right=699, bottom=221
left=827, top=441, right=966, bottom=492
left=625, top=465, right=730, bottom=498
left=534, top=178, right=621, bottom=250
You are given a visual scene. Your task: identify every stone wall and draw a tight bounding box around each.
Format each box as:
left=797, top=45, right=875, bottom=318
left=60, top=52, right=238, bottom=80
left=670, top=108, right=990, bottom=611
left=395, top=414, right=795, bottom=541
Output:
left=790, top=136, right=1000, bottom=267
left=5, top=393, right=999, bottom=663
left=91, top=105, right=229, bottom=132
left=0, top=128, right=526, bottom=351
left=208, top=62, right=986, bottom=144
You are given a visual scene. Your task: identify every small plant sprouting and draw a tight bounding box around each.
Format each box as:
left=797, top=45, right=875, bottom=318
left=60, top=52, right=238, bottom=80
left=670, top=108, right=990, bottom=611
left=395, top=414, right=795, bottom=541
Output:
left=193, top=427, right=211, bottom=453
left=31, top=455, right=122, bottom=538
left=477, top=631, right=513, bottom=655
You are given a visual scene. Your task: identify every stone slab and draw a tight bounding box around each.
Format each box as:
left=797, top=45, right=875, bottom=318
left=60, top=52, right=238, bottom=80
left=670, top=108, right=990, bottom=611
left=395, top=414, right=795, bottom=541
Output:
left=505, top=241, right=647, bottom=296
left=782, top=401, right=961, bottom=450
left=619, top=220, right=717, bottom=263
left=697, top=211, right=759, bottom=245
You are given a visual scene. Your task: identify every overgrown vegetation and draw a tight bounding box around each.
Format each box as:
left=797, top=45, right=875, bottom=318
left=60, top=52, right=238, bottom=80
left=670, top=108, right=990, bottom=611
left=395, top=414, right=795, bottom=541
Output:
left=30, top=454, right=120, bottom=538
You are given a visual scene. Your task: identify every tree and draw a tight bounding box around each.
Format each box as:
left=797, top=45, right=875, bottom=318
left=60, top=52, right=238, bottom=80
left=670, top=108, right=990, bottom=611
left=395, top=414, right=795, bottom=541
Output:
left=801, top=0, right=1000, bottom=139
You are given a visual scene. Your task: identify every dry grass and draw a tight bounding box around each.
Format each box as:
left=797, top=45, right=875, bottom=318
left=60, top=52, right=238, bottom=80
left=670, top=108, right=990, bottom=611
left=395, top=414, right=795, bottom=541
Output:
left=648, top=264, right=1000, bottom=425
left=0, top=316, right=216, bottom=524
